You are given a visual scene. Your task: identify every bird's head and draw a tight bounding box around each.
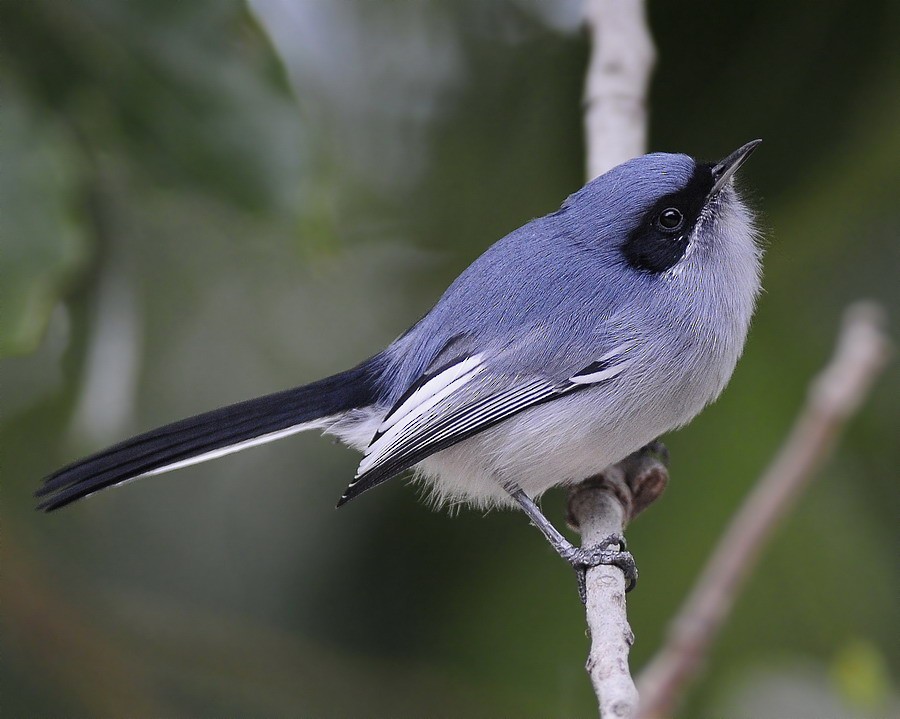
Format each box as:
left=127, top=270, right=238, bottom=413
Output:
left=564, top=141, right=763, bottom=286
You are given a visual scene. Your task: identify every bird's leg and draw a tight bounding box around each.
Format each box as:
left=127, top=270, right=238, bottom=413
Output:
left=503, top=481, right=637, bottom=603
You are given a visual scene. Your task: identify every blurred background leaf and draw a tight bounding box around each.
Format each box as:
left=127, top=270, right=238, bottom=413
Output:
left=0, top=82, right=87, bottom=358
left=2, top=0, right=897, bottom=717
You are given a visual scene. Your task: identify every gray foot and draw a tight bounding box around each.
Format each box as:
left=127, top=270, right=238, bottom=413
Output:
left=565, top=533, right=637, bottom=603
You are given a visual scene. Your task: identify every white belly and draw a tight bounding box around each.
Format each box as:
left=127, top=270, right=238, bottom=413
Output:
left=411, top=380, right=699, bottom=510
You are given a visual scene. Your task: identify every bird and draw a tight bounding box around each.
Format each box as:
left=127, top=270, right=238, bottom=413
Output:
left=38, top=140, right=763, bottom=594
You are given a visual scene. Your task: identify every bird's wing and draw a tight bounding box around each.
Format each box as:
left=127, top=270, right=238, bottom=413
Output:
left=337, top=343, right=636, bottom=505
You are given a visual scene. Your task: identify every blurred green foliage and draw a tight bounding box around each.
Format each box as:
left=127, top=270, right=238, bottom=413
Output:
left=0, top=84, right=87, bottom=357
left=2, top=1, right=897, bottom=717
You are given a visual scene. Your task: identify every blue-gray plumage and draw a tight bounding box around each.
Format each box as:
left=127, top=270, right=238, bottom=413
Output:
left=38, top=143, right=763, bottom=556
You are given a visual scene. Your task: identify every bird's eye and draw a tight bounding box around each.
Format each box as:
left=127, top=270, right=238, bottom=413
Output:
left=657, top=208, right=684, bottom=231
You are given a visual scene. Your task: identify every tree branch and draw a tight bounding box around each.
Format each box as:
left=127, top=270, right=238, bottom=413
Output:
left=583, top=0, right=655, bottom=181
left=635, top=302, right=891, bottom=719
left=573, top=1, right=657, bottom=716
left=568, top=449, right=669, bottom=718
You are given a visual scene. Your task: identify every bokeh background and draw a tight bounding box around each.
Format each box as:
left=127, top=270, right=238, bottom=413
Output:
left=2, top=1, right=898, bottom=717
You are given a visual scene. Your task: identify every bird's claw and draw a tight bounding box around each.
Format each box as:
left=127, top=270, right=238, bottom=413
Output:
left=566, top=533, right=638, bottom=603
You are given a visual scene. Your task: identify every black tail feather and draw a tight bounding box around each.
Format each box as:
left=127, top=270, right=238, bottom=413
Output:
left=37, top=357, right=382, bottom=511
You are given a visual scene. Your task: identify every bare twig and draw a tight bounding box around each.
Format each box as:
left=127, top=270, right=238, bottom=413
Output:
left=583, top=0, right=655, bottom=181
left=574, top=1, right=657, bottom=716
left=568, top=451, right=669, bottom=718
left=635, top=302, right=891, bottom=719
left=569, top=480, right=639, bottom=719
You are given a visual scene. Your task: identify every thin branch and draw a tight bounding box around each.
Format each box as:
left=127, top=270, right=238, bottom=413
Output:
left=583, top=0, right=655, bottom=181
left=569, top=477, right=639, bottom=719
left=568, top=451, right=669, bottom=719
left=574, top=1, right=657, bottom=716
left=635, top=302, right=891, bottom=719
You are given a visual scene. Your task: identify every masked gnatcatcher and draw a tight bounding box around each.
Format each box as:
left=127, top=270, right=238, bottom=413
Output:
left=39, top=141, right=763, bottom=594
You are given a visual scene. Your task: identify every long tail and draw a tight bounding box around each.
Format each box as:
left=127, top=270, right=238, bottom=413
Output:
left=37, top=356, right=383, bottom=511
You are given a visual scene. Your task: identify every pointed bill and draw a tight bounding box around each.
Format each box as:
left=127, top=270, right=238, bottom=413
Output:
left=709, top=139, right=762, bottom=197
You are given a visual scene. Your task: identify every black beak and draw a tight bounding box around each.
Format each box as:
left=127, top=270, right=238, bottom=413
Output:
left=709, top=139, right=762, bottom=196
